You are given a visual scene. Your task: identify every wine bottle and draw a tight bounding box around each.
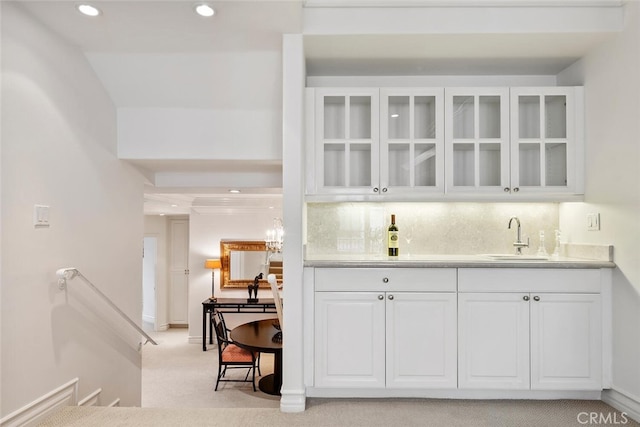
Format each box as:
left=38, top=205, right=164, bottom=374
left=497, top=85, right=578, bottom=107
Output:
left=388, top=214, right=399, bottom=257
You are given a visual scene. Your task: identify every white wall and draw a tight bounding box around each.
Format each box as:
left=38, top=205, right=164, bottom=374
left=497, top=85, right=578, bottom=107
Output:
left=1, top=3, right=145, bottom=415
left=557, top=1, right=640, bottom=408
left=187, top=209, right=282, bottom=342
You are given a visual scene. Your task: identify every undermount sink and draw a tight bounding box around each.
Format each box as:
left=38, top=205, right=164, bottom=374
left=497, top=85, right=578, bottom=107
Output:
left=481, top=254, right=549, bottom=261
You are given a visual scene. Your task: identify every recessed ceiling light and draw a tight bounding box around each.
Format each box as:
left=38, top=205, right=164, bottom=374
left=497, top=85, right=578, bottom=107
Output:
left=76, top=4, right=101, bottom=17
left=159, top=213, right=166, bottom=216
left=390, top=114, right=400, bottom=118
left=194, top=3, right=215, bottom=17
left=171, top=204, right=178, bottom=208
left=229, top=189, right=240, bottom=194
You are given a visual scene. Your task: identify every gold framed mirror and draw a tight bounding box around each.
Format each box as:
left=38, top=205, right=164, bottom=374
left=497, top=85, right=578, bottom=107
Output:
left=220, top=240, right=272, bottom=289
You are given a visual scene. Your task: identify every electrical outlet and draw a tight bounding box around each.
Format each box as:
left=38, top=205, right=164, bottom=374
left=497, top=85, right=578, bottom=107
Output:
left=587, top=213, right=600, bottom=231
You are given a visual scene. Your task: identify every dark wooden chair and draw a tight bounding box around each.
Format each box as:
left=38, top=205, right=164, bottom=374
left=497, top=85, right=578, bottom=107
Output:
left=213, top=312, right=260, bottom=391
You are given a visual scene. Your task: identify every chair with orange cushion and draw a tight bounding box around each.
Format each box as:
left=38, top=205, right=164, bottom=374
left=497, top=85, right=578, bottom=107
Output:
left=213, top=312, right=260, bottom=391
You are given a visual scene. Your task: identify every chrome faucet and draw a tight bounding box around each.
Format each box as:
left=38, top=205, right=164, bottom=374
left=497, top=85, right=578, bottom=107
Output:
left=508, top=217, right=529, bottom=255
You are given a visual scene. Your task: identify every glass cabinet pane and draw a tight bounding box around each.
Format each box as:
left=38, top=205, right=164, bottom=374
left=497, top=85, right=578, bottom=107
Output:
left=479, top=143, right=501, bottom=186
left=453, top=96, right=475, bottom=139
left=388, top=96, right=410, bottom=139
left=350, top=96, right=372, bottom=139
left=350, top=143, right=372, bottom=186
left=518, top=96, right=540, bottom=139
left=453, top=143, right=475, bottom=186
left=415, top=143, right=437, bottom=186
left=519, top=143, right=541, bottom=186
left=323, top=96, right=345, bottom=140
left=545, top=95, right=567, bottom=138
left=479, top=96, right=501, bottom=138
left=323, top=144, right=345, bottom=186
left=546, top=143, right=567, bottom=186
left=415, top=96, right=436, bottom=139
left=388, top=144, right=410, bottom=186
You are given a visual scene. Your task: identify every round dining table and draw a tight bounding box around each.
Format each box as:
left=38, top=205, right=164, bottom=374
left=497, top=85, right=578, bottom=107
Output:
left=230, top=318, right=283, bottom=395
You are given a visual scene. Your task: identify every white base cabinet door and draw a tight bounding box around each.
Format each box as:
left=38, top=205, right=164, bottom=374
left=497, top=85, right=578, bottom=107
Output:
left=315, top=291, right=457, bottom=389
left=458, top=293, right=530, bottom=390
left=314, top=292, right=386, bottom=388
left=386, top=292, right=457, bottom=389
left=530, top=293, right=602, bottom=390
left=459, top=292, right=603, bottom=391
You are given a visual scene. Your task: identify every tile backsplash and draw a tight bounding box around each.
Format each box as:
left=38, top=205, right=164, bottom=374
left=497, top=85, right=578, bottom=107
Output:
left=305, top=202, right=559, bottom=258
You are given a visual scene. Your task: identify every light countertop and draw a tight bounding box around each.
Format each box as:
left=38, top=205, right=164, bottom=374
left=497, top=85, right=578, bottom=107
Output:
left=304, top=254, right=615, bottom=269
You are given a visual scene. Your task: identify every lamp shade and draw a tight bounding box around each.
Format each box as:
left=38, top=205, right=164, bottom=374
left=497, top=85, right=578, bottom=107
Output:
left=204, top=259, right=221, bottom=269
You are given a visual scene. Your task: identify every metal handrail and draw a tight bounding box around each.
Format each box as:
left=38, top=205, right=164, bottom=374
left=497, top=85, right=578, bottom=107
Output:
left=56, top=268, right=158, bottom=346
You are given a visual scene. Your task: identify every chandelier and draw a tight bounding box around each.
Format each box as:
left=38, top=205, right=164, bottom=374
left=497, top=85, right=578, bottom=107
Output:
left=266, top=217, right=284, bottom=253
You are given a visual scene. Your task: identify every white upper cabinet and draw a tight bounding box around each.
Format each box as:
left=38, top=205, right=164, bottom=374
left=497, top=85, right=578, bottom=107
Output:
left=510, top=87, right=584, bottom=195
left=380, top=88, right=445, bottom=195
left=312, top=88, right=380, bottom=195
left=307, top=86, right=584, bottom=201
left=445, top=88, right=510, bottom=195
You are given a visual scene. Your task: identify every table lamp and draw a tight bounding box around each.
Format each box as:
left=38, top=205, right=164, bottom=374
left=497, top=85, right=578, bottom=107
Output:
left=204, top=259, right=222, bottom=301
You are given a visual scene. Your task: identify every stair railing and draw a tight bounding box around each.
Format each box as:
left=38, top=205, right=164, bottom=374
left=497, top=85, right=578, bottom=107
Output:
left=57, top=267, right=158, bottom=346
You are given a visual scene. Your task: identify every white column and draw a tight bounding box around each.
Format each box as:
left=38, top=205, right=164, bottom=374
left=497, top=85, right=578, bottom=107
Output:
left=280, top=33, right=306, bottom=413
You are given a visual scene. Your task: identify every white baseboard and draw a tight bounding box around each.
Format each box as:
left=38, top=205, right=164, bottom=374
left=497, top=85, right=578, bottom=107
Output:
left=0, top=378, right=78, bottom=427
left=602, top=388, right=640, bottom=423
left=77, top=388, right=102, bottom=407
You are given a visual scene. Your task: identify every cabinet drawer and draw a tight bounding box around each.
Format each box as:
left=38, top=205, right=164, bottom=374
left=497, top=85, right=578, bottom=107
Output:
left=315, top=268, right=456, bottom=292
left=458, top=268, right=602, bottom=293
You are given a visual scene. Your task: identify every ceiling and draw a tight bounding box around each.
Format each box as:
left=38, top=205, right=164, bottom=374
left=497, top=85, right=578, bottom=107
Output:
left=12, top=0, right=622, bottom=214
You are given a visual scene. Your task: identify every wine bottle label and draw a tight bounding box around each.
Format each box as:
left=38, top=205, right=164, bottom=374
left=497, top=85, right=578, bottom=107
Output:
left=388, top=231, right=399, bottom=248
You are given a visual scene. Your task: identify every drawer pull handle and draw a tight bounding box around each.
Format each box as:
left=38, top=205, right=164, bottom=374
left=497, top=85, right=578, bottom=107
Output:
left=388, top=295, right=394, bottom=300
left=382, top=277, right=389, bottom=283
left=523, top=295, right=530, bottom=301
left=378, top=295, right=384, bottom=300
left=533, top=296, right=540, bottom=301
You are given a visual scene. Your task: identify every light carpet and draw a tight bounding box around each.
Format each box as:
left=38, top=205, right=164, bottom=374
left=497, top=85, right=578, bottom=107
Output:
left=39, top=328, right=637, bottom=426
left=39, top=399, right=638, bottom=426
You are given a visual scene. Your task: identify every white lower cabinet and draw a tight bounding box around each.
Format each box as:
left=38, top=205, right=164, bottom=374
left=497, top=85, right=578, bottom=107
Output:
left=458, top=292, right=602, bottom=390
left=315, top=291, right=457, bottom=389
left=313, top=268, right=458, bottom=390
left=311, top=267, right=608, bottom=395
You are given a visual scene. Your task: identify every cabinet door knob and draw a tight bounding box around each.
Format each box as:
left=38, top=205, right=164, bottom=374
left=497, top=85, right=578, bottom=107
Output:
left=504, top=187, right=510, bottom=193
left=382, top=277, right=389, bottom=283
left=378, top=295, right=384, bottom=300
left=513, top=187, right=520, bottom=193
left=388, top=295, right=394, bottom=300
left=382, top=187, right=388, bottom=193
left=373, top=187, right=379, bottom=193
left=533, top=296, right=540, bottom=301
left=523, top=295, right=530, bottom=301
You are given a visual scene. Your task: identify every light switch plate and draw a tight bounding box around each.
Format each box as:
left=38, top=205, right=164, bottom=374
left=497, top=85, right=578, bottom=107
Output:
left=34, top=204, right=50, bottom=228
left=587, top=212, right=600, bottom=231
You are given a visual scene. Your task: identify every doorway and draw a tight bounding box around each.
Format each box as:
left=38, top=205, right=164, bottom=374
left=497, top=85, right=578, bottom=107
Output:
left=143, top=236, right=158, bottom=331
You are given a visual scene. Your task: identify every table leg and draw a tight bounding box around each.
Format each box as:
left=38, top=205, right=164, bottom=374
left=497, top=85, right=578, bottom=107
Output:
left=258, top=350, right=282, bottom=396
left=273, top=348, right=283, bottom=393
left=202, top=305, right=207, bottom=351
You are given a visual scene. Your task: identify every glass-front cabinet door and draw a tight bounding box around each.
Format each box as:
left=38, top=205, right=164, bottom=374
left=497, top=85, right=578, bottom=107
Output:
left=313, top=88, right=380, bottom=195
left=510, top=87, right=582, bottom=195
left=380, top=88, right=444, bottom=195
left=445, top=88, right=510, bottom=195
